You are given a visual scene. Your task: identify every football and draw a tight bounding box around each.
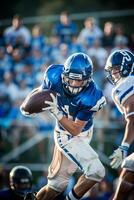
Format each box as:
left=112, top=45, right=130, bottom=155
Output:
left=20, top=88, right=56, bottom=114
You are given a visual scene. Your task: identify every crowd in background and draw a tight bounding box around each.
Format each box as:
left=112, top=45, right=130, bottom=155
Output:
left=0, top=11, right=134, bottom=199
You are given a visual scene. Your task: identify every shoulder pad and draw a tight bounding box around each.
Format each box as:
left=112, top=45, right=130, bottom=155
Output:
left=43, top=64, right=63, bottom=91
left=79, top=82, right=106, bottom=111
left=112, top=76, right=134, bottom=105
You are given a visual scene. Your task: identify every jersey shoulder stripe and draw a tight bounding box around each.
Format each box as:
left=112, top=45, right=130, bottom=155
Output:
left=112, top=76, right=134, bottom=105
left=119, top=86, right=133, bottom=104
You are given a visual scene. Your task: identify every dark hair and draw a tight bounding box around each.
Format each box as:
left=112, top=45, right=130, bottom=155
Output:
left=13, top=14, right=22, bottom=21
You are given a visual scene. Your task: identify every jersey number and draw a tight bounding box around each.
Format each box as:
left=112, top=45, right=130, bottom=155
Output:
left=120, top=51, right=132, bottom=61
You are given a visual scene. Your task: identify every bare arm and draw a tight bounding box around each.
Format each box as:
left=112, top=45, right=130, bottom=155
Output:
left=109, top=94, right=134, bottom=169
left=122, top=94, right=134, bottom=145
left=44, top=93, right=88, bottom=136
left=59, top=117, right=87, bottom=136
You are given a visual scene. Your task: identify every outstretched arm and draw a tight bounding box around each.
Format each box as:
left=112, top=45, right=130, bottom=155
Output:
left=122, top=94, right=134, bottom=145
left=109, top=94, right=134, bottom=169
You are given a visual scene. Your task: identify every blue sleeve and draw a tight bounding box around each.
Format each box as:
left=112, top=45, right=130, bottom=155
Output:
left=41, top=64, right=63, bottom=92
left=41, top=74, right=52, bottom=90
left=77, top=109, right=93, bottom=121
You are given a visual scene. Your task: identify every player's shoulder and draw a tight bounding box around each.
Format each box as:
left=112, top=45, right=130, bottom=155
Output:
left=4, top=26, right=12, bottom=34
left=85, top=81, right=104, bottom=101
left=44, top=64, right=63, bottom=91
left=112, top=75, right=134, bottom=104
left=45, top=64, right=63, bottom=76
left=117, top=75, right=134, bottom=88
left=79, top=81, right=106, bottom=111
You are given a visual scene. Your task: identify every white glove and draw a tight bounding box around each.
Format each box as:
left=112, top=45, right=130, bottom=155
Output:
left=42, top=93, right=63, bottom=121
left=109, top=145, right=129, bottom=169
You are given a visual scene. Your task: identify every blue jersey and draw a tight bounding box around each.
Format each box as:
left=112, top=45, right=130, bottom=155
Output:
left=0, top=188, right=22, bottom=200
left=42, top=65, right=106, bottom=132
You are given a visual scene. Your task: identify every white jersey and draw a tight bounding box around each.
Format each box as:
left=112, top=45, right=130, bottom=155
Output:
left=122, top=153, right=134, bottom=171
left=112, top=76, right=134, bottom=115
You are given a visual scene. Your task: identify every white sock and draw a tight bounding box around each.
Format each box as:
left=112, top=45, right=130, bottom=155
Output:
left=66, top=189, right=79, bottom=200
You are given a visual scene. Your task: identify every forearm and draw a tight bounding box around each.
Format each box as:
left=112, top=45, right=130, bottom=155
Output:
left=122, top=95, right=134, bottom=145
left=43, top=93, right=86, bottom=135
left=122, top=119, right=134, bottom=145
left=59, top=116, right=85, bottom=136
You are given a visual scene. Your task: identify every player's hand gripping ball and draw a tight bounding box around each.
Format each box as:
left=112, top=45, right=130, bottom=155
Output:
left=20, top=88, right=56, bottom=116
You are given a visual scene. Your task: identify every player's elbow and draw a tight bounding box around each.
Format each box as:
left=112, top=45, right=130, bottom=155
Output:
left=126, top=116, right=134, bottom=127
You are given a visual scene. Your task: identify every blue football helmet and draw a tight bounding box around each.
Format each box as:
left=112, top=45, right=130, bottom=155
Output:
left=62, top=52, right=93, bottom=95
left=105, top=50, right=134, bottom=84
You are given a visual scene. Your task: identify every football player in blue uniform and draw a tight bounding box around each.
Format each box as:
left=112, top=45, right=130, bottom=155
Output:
left=0, top=165, right=36, bottom=200
left=21, top=52, right=106, bottom=200
left=105, top=49, right=134, bottom=200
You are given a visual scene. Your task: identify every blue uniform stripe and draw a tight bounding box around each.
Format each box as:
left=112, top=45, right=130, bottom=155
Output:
left=57, top=132, right=83, bottom=171
left=119, top=86, right=133, bottom=103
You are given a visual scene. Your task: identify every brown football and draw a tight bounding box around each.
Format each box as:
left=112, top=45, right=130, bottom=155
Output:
left=20, top=88, right=56, bottom=114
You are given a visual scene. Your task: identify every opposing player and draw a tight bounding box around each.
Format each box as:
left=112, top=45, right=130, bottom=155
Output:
left=0, top=165, right=36, bottom=200
left=105, top=49, right=134, bottom=200
left=21, top=52, right=106, bottom=200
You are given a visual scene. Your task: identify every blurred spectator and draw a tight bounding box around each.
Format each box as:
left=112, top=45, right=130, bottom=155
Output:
left=111, top=23, right=129, bottom=52
left=15, top=60, right=36, bottom=89
left=0, top=71, right=19, bottom=102
left=113, top=35, right=129, bottom=50
left=3, top=98, right=36, bottom=150
left=35, top=64, right=47, bottom=86
left=31, top=25, right=46, bottom=52
left=0, top=47, right=12, bottom=82
left=11, top=47, right=26, bottom=78
left=52, top=11, right=78, bottom=44
left=4, top=14, right=31, bottom=54
left=87, top=38, right=108, bottom=88
left=17, top=79, right=31, bottom=100
left=128, top=33, right=134, bottom=52
left=102, top=22, right=115, bottom=51
left=69, top=35, right=86, bottom=54
left=31, top=49, right=47, bottom=73
left=77, top=17, right=103, bottom=49
left=87, top=38, right=108, bottom=69
left=52, top=43, right=69, bottom=64
left=48, top=35, right=60, bottom=63
left=114, top=23, right=128, bottom=38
